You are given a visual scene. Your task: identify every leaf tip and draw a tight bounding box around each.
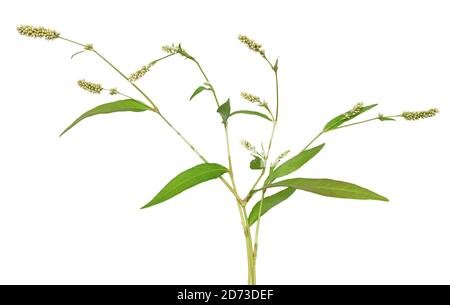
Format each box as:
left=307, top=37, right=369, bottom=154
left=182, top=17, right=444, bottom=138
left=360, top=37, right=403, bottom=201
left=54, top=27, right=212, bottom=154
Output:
left=59, top=130, right=68, bottom=137
left=374, top=192, right=389, bottom=202
left=140, top=203, right=151, bottom=209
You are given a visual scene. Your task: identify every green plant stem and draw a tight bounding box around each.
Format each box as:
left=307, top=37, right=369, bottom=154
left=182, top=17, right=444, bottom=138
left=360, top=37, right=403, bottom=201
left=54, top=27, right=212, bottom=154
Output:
left=252, top=189, right=266, bottom=283
left=60, top=37, right=85, bottom=47
left=334, top=115, right=401, bottom=130
left=245, top=170, right=266, bottom=202
left=92, top=50, right=159, bottom=111
left=274, top=68, right=280, bottom=121
left=192, top=60, right=219, bottom=107
left=190, top=58, right=253, bottom=283
left=151, top=53, right=176, bottom=65
left=191, top=59, right=238, bottom=192
left=61, top=36, right=157, bottom=111
left=302, top=131, right=324, bottom=151
left=250, top=57, right=280, bottom=284
left=116, top=91, right=138, bottom=101
left=241, top=205, right=255, bottom=285
left=302, top=114, right=400, bottom=151
left=156, top=112, right=239, bottom=199
left=244, top=64, right=279, bottom=202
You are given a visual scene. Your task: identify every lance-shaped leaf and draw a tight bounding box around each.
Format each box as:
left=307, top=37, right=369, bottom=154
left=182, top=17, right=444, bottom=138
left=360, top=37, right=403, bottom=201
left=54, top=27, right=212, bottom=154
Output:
left=230, top=110, right=272, bottom=121
left=248, top=188, right=295, bottom=226
left=266, top=144, right=325, bottom=184
left=217, top=99, right=231, bottom=124
left=267, top=178, right=389, bottom=201
left=190, top=86, right=209, bottom=101
left=60, top=99, right=151, bottom=136
left=142, top=163, right=228, bottom=209
left=323, top=104, right=377, bottom=132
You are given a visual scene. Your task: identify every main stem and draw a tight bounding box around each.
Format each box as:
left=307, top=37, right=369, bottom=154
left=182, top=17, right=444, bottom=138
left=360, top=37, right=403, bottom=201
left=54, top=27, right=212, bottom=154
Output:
left=191, top=59, right=258, bottom=284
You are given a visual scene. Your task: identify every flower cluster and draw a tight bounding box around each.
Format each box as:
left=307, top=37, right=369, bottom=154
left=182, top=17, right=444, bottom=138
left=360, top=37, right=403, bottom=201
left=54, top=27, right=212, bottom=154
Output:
left=272, top=150, right=290, bottom=167
left=240, top=92, right=267, bottom=107
left=17, top=25, right=60, bottom=40
left=129, top=62, right=154, bottom=82
left=109, top=88, right=118, bottom=95
left=241, top=140, right=257, bottom=154
left=241, top=92, right=261, bottom=104
left=77, top=80, right=103, bottom=94
left=238, top=35, right=265, bottom=56
left=402, top=108, right=439, bottom=121
left=344, top=102, right=364, bottom=119
left=162, top=43, right=193, bottom=60
left=161, top=44, right=179, bottom=54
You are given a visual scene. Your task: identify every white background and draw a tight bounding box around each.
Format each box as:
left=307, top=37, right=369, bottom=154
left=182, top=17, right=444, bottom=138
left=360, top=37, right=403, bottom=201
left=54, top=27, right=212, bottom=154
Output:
left=1, top=0, right=449, bottom=284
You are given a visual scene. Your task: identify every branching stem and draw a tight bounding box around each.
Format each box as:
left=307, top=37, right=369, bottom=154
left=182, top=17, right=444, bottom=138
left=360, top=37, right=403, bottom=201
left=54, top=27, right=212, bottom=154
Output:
left=58, top=36, right=242, bottom=203
left=190, top=58, right=238, bottom=193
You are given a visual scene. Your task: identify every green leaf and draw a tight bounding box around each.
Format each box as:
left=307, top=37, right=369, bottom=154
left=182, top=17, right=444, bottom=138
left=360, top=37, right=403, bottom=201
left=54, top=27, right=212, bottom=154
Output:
left=267, top=178, right=389, bottom=201
left=60, top=99, right=151, bottom=136
left=250, top=157, right=264, bottom=170
left=217, top=99, right=231, bottom=124
left=230, top=110, right=272, bottom=121
left=248, top=188, right=295, bottom=226
left=323, top=104, right=377, bottom=132
left=189, top=86, right=209, bottom=101
left=142, top=163, right=228, bottom=209
left=266, top=144, right=325, bottom=184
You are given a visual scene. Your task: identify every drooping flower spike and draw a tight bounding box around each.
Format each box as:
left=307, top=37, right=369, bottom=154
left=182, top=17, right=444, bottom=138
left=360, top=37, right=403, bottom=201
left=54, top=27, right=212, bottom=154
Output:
left=238, top=35, right=265, bottom=57
left=402, top=108, right=439, bottom=121
left=241, top=140, right=257, bottom=154
left=241, top=92, right=262, bottom=105
left=161, top=44, right=194, bottom=60
left=129, top=63, right=154, bottom=82
left=77, top=80, right=103, bottom=94
left=272, top=150, right=290, bottom=168
left=17, top=25, right=60, bottom=40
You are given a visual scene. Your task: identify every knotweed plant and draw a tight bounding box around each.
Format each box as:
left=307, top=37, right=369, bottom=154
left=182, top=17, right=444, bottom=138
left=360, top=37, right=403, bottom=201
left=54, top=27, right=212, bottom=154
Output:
left=18, top=25, right=439, bottom=284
